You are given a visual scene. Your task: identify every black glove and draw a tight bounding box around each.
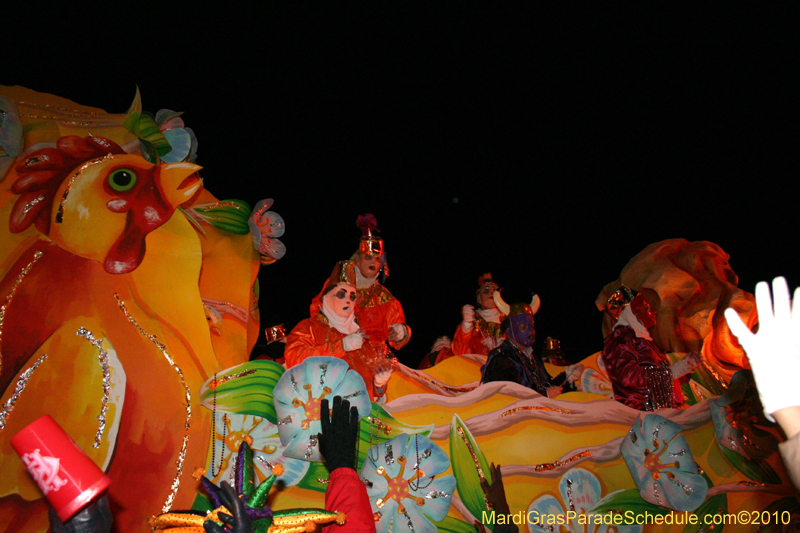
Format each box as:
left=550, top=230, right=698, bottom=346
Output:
left=49, top=493, right=113, bottom=533
left=319, top=396, right=360, bottom=472
left=204, top=481, right=253, bottom=533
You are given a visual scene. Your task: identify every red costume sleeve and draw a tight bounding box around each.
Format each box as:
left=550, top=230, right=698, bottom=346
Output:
left=323, top=468, right=376, bottom=533
left=355, top=285, right=410, bottom=350
left=284, top=318, right=337, bottom=368
left=451, top=324, right=485, bottom=356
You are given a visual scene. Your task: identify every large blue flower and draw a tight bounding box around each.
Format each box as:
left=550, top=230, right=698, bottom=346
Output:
left=709, top=370, right=778, bottom=461
left=208, top=412, right=309, bottom=488
left=273, top=356, right=371, bottom=462
left=361, top=433, right=455, bottom=533
left=527, top=468, right=642, bottom=533
left=621, top=413, right=708, bottom=512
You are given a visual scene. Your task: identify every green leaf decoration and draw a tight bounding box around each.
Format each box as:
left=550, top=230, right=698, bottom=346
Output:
left=197, top=199, right=252, bottom=235
left=591, top=488, right=672, bottom=517
left=683, top=493, right=727, bottom=533
left=123, top=87, right=172, bottom=160
left=190, top=492, right=213, bottom=514
left=755, top=497, right=800, bottom=533
left=297, top=461, right=331, bottom=493
left=719, top=446, right=781, bottom=484
left=449, top=413, right=493, bottom=530
left=178, top=206, right=207, bottom=237
left=358, top=403, right=434, bottom=472
left=199, top=360, right=285, bottom=424
left=433, top=515, right=478, bottom=533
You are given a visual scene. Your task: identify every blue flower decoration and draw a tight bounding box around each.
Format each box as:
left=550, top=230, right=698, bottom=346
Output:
left=140, top=109, right=198, bottom=163
left=527, top=468, right=642, bottom=533
left=209, top=412, right=309, bottom=487
left=621, top=413, right=707, bottom=512
left=709, top=370, right=778, bottom=461
left=361, top=433, right=456, bottom=533
left=273, top=356, right=371, bottom=462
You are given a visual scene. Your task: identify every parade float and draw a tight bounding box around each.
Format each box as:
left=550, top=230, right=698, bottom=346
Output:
left=0, top=87, right=795, bottom=533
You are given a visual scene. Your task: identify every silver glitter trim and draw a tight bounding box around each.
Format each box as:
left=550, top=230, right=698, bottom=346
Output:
left=0, top=354, right=48, bottom=430
left=362, top=477, right=374, bottom=488
left=0, top=251, right=44, bottom=376
left=385, top=443, right=394, bottom=465
left=413, top=449, right=432, bottom=471
left=565, top=478, right=575, bottom=512
left=319, top=363, right=328, bottom=386
left=669, top=448, right=687, bottom=457
left=22, top=195, right=45, bottom=214
left=25, top=154, right=50, bottom=166
left=290, top=372, right=299, bottom=393
left=668, top=476, right=694, bottom=495
left=652, top=482, right=663, bottom=505
left=402, top=510, right=415, bottom=532
left=652, top=419, right=669, bottom=442
left=88, top=132, right=111, bottom=147
left=425, top=490, right=450, bottom=499
left=56, top=155, right=113, bottom=224
left=76, top=327, right=111, bottom=448
left=115, top=294, right=191, bottom=513
left=305, top=434, right=319, bottom=460
left=277, top=415, right=293, bottom=425
left=342, top=390, right=363, bottom=400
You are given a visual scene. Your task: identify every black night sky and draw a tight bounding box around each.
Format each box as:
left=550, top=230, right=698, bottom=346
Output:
left=6, top=5, right=799, bottom=366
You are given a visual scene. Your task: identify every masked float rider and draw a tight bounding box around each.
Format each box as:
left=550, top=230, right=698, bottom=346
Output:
left=601, top=287, right=702, bottom=410
left=481, top=291, right=582, bottom=397
left=287, top=261, right=393, bottom=401
left=452, top=273, right=506, bottom=357
left=312, top=214, right=410, bottom=360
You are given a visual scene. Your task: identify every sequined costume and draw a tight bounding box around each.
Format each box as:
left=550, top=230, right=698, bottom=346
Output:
left=481, top=340, right=553, bottom=396
left=323, top=468, right=377, bottom=533
left=451, top=311, right=506, bottom=356
left=285, top=314, right=380, bottom=400
left=601, top=325, right=684, bottom=410
left=354, top=282, right=409, bottom=350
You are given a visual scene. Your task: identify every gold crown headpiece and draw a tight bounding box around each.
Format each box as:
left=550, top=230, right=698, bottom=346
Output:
left=605, top=285, right=637, bottom=319
left=323, top=261, right=358, bottom=295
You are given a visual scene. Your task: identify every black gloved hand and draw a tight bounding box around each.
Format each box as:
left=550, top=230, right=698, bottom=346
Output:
left=204, top=481, right=253, bottom=533
left=49, top=493, right=113, bottom=533
left=319, top=396, right=360, bottom=472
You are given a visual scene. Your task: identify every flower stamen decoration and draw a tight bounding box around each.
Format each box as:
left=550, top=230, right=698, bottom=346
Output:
left=274, top=357, right=371, bottom=462
left=292, top=383, right=333, bottom=430
left=362, top=433, right=455, bottom=533
left=621, top=414, right=707, bottom=512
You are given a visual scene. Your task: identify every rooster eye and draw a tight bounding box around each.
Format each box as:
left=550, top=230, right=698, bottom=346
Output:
left=108, top=169, right=137, bottom=191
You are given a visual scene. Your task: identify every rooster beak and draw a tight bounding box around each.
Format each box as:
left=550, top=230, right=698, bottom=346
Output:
left=158, top=162, right=203, bottom=207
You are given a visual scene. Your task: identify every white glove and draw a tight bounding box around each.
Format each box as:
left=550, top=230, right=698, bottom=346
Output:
left=373, top=363, right=393, bottom=389
left=565, top=364, right=584, bottom=382
left=725, top=276, right=800, bottom=421
left=669, top=351, right=702, bottom=379
left=388, top=323, right=407, bottom=342
left=342, top=332, right=364, bottom=352
left=461, top=305, right=476, bottom=332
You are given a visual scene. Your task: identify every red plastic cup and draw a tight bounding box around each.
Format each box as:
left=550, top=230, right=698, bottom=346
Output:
left=11, top=415, right=111, bottom=522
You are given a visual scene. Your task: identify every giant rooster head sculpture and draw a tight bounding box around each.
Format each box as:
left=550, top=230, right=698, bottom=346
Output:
left=8, top=134, right=202, bottom=273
